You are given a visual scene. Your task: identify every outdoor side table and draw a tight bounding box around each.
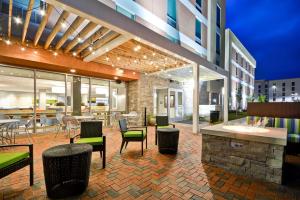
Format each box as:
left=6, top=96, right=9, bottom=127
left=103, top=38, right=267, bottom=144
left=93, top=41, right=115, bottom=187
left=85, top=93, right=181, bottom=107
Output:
left=157, top=128, right=180, bottom=154
left=42, top=144, right=92, bottom=199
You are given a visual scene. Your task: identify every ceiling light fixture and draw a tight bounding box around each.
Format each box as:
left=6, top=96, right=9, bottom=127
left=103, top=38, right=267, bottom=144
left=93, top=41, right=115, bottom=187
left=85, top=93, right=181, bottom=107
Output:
left=114, top=76, right=118, bottom=80
left=117, top=57, right=120, bottom=61
left=33, top=51, right=38, bottom=54
left=105, top=57, right=109, bottom=61
left=88, top=46, right=93, bottom=52
left=134, top=60, right=137, bottom=63
left=92, top=51, right=95, bottom=55
left=72, top=52, right=77, bottom=56
left=70, top=69, right=76, bottom=73
left=77, top=37, right=82, bottom=43
left=143, top=55, right=147, bottom=59
left=53, top=52, right=58, bottom=56
left=152, top=52, right=156, bottom=56
left=133, top=72, right=136, bottom=75
left=21, top=47, right=25, bottom=51
left=5, top=40, right=11, bottom=45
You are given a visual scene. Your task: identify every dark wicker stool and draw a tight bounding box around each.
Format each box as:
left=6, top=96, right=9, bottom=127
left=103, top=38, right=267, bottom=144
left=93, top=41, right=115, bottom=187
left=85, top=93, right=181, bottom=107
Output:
left=157, top=128, right=179, bottom=154
left=42, top=144, right=92, bottom=199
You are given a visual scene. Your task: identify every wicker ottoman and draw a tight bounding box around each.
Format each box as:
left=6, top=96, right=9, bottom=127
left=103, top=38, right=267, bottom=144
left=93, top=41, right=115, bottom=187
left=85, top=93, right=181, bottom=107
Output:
left=42, top=144, right=92, bottom=199
left=157, top=128, right=179, bottom=154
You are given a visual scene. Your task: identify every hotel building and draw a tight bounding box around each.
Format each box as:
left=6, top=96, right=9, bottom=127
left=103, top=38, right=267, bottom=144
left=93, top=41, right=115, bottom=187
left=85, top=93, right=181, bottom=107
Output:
left=225, top=29, right=256, bottom=110
left=255, top=78, right=300, bottom=102
left=0, top=0, right=228, bottom=133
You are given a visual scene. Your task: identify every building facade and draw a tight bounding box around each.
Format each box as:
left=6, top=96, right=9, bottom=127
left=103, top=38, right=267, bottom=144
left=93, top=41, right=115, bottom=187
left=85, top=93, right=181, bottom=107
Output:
left=225, top=29, right=256, bottom=110
left=255, top=78, right=300, bottom=102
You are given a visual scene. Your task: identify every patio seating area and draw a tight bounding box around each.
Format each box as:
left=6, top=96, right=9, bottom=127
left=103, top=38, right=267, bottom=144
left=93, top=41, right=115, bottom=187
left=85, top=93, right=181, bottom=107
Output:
left=1, top=124, right=299, bottom=199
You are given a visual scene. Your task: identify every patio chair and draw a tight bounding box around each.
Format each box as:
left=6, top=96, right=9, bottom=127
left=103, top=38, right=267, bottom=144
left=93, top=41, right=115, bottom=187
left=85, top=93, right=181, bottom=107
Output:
left=0, top=144, right=34, bottom=186
left=155, top=116, right=175, bottom=145
left=54, top=113, right=65, bottom=137
left=62, top=116, right=80, bottom=138
left=119, top=119, right=147, bottom=155
left=70, top=121, right=106, bottom=168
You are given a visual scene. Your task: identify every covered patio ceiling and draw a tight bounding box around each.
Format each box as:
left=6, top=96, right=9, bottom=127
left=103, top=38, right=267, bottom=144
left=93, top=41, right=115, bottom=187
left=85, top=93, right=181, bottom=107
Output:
left=0, top=0, right=191, bottom=79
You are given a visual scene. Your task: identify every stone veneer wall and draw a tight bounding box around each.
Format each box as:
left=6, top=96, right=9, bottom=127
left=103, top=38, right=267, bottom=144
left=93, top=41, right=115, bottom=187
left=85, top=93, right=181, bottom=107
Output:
left=202, top=134, right=284, bottom=184
left=127, top=74, right=182, bottom=126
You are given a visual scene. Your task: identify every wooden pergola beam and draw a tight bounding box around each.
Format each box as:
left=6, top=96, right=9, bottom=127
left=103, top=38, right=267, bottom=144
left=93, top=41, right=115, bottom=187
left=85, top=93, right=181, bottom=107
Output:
left=81, top=32, right=119, bottom=57
left=64, top=21, right=97, bottom=53
left=22, top=0, right=35, bottom=43
left=55, top=16, right=85, bottom=50
left=44, top=10, right=70, bottom=49
left=8, top=0, right=13, bottom=38
left=34, top=4, right=53, bottom=46
left=75, top=26, right=110, bottom=54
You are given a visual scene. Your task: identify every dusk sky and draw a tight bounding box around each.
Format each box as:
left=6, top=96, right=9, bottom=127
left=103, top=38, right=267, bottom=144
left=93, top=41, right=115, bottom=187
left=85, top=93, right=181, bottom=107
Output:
left=226, top=0, right=300, bottom=80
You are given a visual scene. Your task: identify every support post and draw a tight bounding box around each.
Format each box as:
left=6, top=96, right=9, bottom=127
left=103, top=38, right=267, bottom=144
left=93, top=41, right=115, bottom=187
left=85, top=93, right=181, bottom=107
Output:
left=193, top=64, right=200, bottom=133
left=223, top=77, right=229, bottom=123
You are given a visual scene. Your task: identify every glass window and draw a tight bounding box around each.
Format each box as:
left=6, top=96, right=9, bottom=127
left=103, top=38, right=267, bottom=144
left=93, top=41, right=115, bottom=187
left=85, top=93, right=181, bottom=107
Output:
left=216, top=33, right=220, bottom=55
left=292, top=82, right=295, bottom=86
left=195, top=19, right=201, bottom=45
left=167, top=0, right=177, bottom=28
left=0, top=66, right=34, bottom=119
left=195, top=0, right=202, bottom=12
left=110, top=81, right=126, bottom=112
left=91, top=79, right=109, bottom=113
left=116, top=5, right=135, bottom=20
left=216, top=4, right=221, bottom=28
left=81, top=77, right=90, bottom=114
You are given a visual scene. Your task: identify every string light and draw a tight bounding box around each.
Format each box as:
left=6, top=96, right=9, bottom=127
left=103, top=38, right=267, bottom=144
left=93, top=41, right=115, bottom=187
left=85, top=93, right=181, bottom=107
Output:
left=77, top=37, right=82, bottom=43
left=14, top=17, right=22, bottom=24
left=133, top=45, right=141, bottom=52
left=61, top=22, right=67, bottom=28
left=105, top=57, right=109, bottom=61
left=88, top=46, right=93, bottom=52
left=152, top=52, right=156, bottom=56
left=92, top=51, right=95, bottom=55
left=143, top=55, right=147, bottom=59
left=40, top=9, right=46, bottom=16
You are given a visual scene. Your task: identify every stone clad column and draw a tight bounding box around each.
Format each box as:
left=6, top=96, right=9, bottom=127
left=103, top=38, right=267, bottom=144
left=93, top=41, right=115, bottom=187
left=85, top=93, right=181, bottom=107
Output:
left=223, top=77, right=229, bottom=122
left=73, top=76, right=81, bottom=116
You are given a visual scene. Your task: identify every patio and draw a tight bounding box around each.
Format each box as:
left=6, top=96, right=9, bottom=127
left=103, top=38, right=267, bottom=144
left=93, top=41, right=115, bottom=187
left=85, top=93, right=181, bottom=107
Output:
left=1, top=124, right=299, bottom=199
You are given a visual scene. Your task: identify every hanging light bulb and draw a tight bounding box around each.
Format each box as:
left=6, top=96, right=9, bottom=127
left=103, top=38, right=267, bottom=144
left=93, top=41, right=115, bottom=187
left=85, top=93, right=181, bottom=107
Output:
left=14, top=17, right=22, bottom=24
left=40, top=9, right=46, bottom=16
left=88, top=46, right=93, bottom=52
left=77, top=37, right=82, bottom=43
left=61, top=22, right=67, bottom=28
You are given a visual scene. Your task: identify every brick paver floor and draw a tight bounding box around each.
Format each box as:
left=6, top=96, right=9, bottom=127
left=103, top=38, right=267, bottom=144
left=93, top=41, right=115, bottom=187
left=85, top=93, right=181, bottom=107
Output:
left=0, top=124, right=299, bottom=199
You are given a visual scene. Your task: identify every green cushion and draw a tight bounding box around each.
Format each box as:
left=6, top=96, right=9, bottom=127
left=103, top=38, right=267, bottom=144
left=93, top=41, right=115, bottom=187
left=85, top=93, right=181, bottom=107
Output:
left=124, top=130, right=146, bottom=138
left=0, top=152, right=29, bottom=169
left=76, top=137, right=103, bottom=145
left=157, top=125, right=173, bottom=128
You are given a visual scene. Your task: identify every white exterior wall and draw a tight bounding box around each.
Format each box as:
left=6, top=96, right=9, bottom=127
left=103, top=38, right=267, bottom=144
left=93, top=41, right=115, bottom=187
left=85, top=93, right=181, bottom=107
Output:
left=225, top=29, right=256, bottom=110
left=255, top=78, right=300, bottom=102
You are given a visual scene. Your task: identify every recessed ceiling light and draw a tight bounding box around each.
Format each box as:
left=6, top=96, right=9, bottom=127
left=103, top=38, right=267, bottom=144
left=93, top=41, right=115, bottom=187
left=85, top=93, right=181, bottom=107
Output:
left=70, top=69, right=76, bottom=73
left=88, top=46, right=93, bottom=52
left=112, top=64, right=115, bottom=67
left=145, top=73, right=148, bottom=75
left=105, top=57, right=109, bottom=61
left=72, top=52, right=77, bottom=56
left=114, top=76, right=118, bottom=80
left=53, top=52, right=58, bottom=56
left=143, top=55, right=147, bottom=59
left=133, top=72, right=136, bottom=75
left=40, top=9, right=46, bottom=16
left=21, top=47, right=25, bottom=51
left=152, top=52, right=156, bottom=56
left=117, top=57, right=120, bottom=61
left=34, top=51, right=38, bottom=54
left=155, top=65, right=159, bottom=68
left=5, top=40, right=11, bottom=45
left=14, top=17, right=22, bottom=24
left=92, top=51, right=95, bottom=55
left=134, top=60, right=137, bottom=63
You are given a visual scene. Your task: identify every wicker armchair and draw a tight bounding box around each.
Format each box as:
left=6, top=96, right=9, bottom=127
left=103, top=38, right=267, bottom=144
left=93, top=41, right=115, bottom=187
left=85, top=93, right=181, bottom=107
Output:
left=119, top=119, right=147, bottom=155
left=155, top=116, right=175, bottom=145
left=70, top=121, right=106, bottom=168
left=0, top=144, right=33, bottom=185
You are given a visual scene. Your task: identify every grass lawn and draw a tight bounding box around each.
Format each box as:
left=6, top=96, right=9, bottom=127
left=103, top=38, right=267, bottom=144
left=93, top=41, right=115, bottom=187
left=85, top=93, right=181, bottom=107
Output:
left=228, top=111, right=247, bottom=121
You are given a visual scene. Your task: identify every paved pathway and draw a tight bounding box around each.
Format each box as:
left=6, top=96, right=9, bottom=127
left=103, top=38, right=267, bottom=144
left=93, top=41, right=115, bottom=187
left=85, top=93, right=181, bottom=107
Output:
left=0, top=124, right=299, bottom=199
